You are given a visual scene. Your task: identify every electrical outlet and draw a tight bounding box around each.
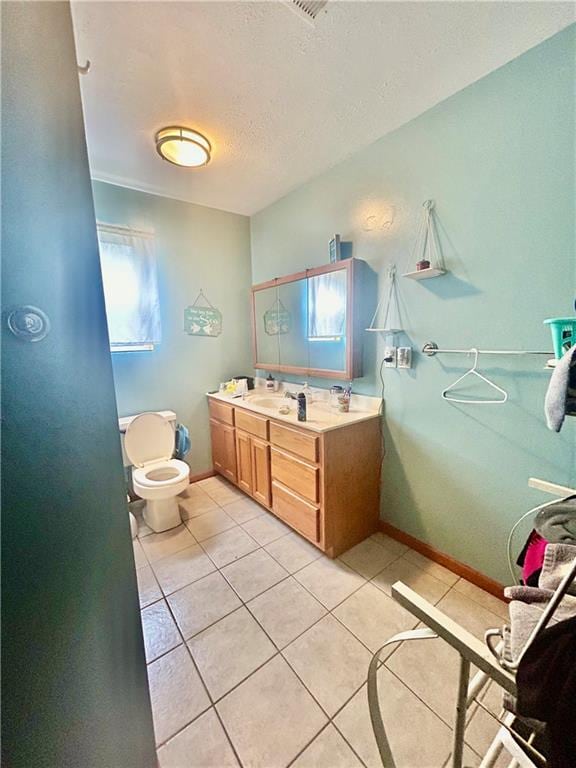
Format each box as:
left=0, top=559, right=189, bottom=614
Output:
left=384, top=346, right=397, bottom=368
left=397, top=347, right=412, bottom=369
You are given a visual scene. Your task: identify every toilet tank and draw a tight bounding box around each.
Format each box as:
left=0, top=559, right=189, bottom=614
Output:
left=118, top=410, right=177, bottom=467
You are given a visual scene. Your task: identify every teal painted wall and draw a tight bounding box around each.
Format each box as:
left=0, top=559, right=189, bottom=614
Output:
left=1, top=3, right=155, bottom=765
left=92, top=181, right=253, bottom=475
left=251, top=27, right=576, bottom=584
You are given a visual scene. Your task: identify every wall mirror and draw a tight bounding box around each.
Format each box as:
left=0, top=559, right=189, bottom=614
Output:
left=251, top=259, right=366, bottom=380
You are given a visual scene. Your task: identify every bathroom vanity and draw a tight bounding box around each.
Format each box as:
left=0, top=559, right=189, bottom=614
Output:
left=207, top=391, right=382, bottom=558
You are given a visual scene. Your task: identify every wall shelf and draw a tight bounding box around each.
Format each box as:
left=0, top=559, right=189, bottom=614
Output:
left=365, top=327, right=402, bottom=333
left=403, top=267, right=445, bottom=280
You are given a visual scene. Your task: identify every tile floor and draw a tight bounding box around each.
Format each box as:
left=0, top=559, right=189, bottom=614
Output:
left=132, top=476, right=510, bottom=768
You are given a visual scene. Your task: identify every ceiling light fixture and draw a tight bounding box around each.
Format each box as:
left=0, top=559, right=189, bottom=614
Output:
left=155, top=126, right=211, bottom=168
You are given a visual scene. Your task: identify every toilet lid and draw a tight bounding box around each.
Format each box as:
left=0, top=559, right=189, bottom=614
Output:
left=124, top=412, right=174, bottom=467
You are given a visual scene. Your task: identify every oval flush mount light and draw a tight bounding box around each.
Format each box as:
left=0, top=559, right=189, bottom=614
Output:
left=155, top=126, right=211, bottom=168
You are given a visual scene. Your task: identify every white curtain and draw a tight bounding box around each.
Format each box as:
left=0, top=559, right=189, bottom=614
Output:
left=97, top=225, right=161, bottom=349
left=308, top=270, right=347, bottom=339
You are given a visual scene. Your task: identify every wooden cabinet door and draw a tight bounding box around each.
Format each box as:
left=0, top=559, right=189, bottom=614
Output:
left=210, top=419, right=237, bottom=483
left=251, top=436, right=271, bottom=508
left=221, top=423, right=237, bottom=484
left=235, top=429, right=253, bottom=495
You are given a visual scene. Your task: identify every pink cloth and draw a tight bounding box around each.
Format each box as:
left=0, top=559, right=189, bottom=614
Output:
left=522, top=530, right=548, bottom=585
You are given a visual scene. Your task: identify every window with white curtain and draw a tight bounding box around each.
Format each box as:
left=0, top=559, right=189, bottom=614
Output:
left=97, top=224, right=161, bottom=352
left=307, top=270, right=347, bottom=341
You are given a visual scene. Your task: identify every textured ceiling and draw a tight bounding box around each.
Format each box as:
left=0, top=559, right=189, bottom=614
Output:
left=72, top=1, right=574, bottom=216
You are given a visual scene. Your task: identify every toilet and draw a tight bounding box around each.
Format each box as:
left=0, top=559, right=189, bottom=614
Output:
left=122, top=411, right=190, bottom=533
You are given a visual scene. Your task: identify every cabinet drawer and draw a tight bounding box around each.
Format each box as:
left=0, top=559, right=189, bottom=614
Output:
left=272, top=481, right=320, bottom=543
left=235, top=408, right=268, bottom=440
left=270, top=422, right=318, bottom=463
left=271, top=447, right=319, bottom=503
left=209, top=399, right=234, bottom=426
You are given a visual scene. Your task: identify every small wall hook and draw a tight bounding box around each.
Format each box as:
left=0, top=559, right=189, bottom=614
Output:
left=77, top=60, right=91, bottom=75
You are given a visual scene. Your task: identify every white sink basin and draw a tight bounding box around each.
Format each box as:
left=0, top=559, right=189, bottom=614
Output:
left=248, top=396, right=285, bottom=410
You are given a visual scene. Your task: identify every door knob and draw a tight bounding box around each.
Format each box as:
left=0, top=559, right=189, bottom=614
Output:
left=6, top=305, right=50, bottom=342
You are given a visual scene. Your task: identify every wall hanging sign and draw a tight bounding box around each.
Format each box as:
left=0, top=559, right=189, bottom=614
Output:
left=264, top=298, right=291, bottom=336
left=184, top=290, right=222, bottom=337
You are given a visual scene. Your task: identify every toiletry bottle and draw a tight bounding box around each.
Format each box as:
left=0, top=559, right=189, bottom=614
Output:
left=297, top=392, right=307, bottom=422
left=266, top=374, right=275, bottom=391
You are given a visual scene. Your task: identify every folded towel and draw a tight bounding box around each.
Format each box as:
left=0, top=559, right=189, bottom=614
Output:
left=504, top=585, right=557, bottom=604
left=502, top=586, right=576, bottom=717
left=544, top=344, right=576, bottom=431
left=539, top=542, right=576, bottom=596
left=534, top=496, right=576, bottom=543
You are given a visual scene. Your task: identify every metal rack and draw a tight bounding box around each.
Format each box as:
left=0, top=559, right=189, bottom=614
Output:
left=422, top=342, right=553, bottom=357
left=369, top=477, right=576, bottom=768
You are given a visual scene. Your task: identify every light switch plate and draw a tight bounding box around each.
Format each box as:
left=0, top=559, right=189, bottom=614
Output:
left=397, top=347, right=412, bottom=369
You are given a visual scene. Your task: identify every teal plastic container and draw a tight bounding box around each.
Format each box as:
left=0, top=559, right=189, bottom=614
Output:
left=544, top=317, right=576, bottom=358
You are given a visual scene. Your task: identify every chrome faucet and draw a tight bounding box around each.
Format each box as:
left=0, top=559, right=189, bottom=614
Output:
left=284, top=381, right=313, bottom=403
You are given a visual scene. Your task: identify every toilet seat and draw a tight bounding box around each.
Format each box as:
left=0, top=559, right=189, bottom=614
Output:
left=124, top=412, right=175, bottom=468
left=133, top=458, right=189, bottom=488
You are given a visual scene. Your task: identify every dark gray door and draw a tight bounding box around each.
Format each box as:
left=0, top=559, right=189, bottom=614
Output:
left=1, top=3, right=156, bottom=766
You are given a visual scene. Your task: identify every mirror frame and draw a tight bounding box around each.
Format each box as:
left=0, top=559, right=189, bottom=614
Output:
left=251, top=259, right=363, bottom=380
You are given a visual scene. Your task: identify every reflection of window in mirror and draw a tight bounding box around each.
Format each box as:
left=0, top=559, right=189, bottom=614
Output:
left=307, top=271, right=347, bottom=342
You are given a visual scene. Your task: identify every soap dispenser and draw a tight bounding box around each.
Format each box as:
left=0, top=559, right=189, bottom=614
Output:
left=266, top=373, right=275, bottom=391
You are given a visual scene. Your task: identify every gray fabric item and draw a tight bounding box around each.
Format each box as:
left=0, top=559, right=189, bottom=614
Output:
left=539, top=542, right=576, bottom=595
left=502, top=593, right=576, bottom=716
left=534, top=496, right=576, bottom=543
left=544, top=344, right=576, bottom=432
left=504, top=585, right=556, bottom=603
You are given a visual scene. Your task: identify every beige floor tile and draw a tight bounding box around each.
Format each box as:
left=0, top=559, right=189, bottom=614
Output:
left=200, top=477, right=244, bottom=505
left=152, top=544, right=216, bottom=596
left=221, top=549, right=288, bottom=601
left=339, top=538, right=400, bottom=579
left=248, top=577, right=326, bottom=649
left=148, top=645, right=210, bottom=746
left=295, top=557, right=365, bottom=610
left=217, top=655, right=327, bottom=768
left=141, top=600, right=182, bottom=663
left=157, top=708, right=239, bottom=768
left=188, top=607, right=276, bottom=700
left=453, top=578, right=509, bottom=620
left=168, top=571, right=241, bottom=639
left=178, top=490, right=220, bottom=520
left=133, top=538, right=148, bottom=570
left=464, top=680, right=508, bottom=762
left=140, top=525, right=197, bottom=564
left=130, top=501, right=154, bottom=538
left=292, top=725, right=363, bottom=768
left=334, top=668, right=454, bottom=768
left=436, top=589, right=505, bottom=641
left=403, top=550, right=459, bottom=586
left=241, top=513, right=291, bottom=545
left=371, top=557, right=450, bottom=604
left=185, top=507, right=237, bottom=542
left=370, top=532, right=409, bottom=557
left=136, top=564, right=162, bottom=608
left=333, top=582, right=418, bottom=653
left=221, top=497, right=266, bottom=524
left=385, top=631, right=463, bottom=723
left=265, top=531, right=323, bottom=574
left=465, top=704, right=505, bottom=761
left=284, top=614, right=372, bottom=716
left=201, top=527, right=259, bottom=568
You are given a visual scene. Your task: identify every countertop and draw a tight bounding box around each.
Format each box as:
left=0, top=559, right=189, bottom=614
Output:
left=207, top=389, right=381, bottom=434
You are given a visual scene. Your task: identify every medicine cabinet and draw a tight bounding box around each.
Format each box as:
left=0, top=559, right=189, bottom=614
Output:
left=251, top=259, right=367, bottom=380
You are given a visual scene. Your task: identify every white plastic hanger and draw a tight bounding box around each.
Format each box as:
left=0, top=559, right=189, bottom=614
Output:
left=442, top=348, right=508, bottom=404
